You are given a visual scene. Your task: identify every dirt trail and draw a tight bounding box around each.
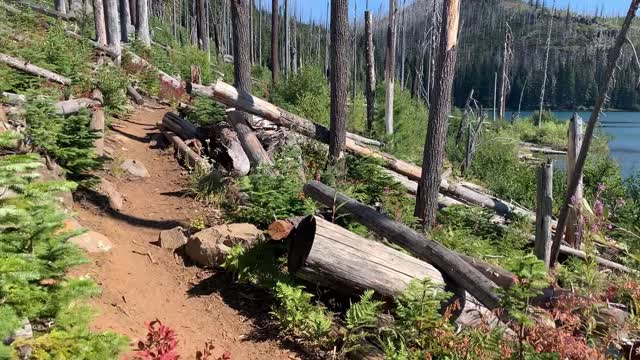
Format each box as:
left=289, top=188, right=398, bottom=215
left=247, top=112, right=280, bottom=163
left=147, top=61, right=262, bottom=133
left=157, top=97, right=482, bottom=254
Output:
left=72, top=105, right=297, bottom=359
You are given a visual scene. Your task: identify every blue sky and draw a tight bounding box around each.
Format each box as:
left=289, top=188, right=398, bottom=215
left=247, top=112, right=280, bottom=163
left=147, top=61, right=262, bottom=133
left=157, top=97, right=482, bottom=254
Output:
left=258, top=0, right=632, bottom=23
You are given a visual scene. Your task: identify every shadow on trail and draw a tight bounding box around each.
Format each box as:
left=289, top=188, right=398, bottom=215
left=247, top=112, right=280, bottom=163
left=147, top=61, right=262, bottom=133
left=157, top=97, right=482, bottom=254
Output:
left=187, top=272, right=316, bottom=359
left=75, top=189, right=185, bottom=230
left=110, top=125, right=150, bottom=143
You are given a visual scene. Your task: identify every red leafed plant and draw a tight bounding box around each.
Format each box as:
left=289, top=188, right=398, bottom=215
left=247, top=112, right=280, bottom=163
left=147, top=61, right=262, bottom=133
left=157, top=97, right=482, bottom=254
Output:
left=135, top=319, right=180, bottom=360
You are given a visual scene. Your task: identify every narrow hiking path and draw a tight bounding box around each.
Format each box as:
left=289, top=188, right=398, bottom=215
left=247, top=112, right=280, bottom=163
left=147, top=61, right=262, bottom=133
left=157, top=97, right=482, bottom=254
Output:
left=71, top=105, right=298, bottom=359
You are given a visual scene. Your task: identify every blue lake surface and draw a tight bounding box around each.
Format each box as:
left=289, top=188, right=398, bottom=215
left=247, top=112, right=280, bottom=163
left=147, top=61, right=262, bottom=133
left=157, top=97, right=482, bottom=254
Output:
left=516, top=111, right=640, bottom=179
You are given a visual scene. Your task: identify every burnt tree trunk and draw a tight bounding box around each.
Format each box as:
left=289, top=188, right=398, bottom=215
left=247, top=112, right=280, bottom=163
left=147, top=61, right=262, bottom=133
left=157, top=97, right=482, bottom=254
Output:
left=119, top=0, right=130, bottom=42
left=329, top=0, right=349, bottom=162
left=55, top=0, right=66, bottom=14
left=230, top=0, right=272, bottom=166
left=415, top=0, right=460, bottom=228
left=271, top=0, right=280, bottom=84
left=364, top=10, right=376, bottom=134
left=197, top=0, right=210, bottom=52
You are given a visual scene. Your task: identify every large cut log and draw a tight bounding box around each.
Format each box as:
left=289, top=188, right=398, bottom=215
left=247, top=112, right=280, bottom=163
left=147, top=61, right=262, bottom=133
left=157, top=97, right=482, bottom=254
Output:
left=0, top=53, right=71, bottom=85
left=303, top=180, right=501, bottom=309
left=289, top=216, right=499, bottom=329
left=209, top=121, right=250, bottom=177
left=89, top=89, right=105, bottom=156
left=188, top=80, right=537, bottom=220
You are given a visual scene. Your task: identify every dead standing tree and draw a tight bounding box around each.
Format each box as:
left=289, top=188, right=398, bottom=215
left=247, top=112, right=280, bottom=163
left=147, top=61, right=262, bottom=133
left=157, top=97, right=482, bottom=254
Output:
left=271, top=0, right=280, bottom=84
left=497, top=23, right=513, bottom=120
left=384, top=0, right=398, bottom=135
left=550, top=0, right=640, bottom=267
left=537, top=2, right=555, bottom=127
left=329, top=0, right=349, bottom=163
left=230, top=0, right=272, bottom=166
left=415, top=0, right=461, bottom=228
left=137, top=0, right=151, bottom=46
left=364, top=9, right=376, bottom=134
left=93, top=0, right=108, bottom=46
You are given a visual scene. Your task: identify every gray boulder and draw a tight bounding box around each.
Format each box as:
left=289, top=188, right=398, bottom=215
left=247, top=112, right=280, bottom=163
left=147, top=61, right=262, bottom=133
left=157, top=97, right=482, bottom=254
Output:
left=158, top=226, right=188, bottom=250
left=120, top=159, right=150, bottom=178
left=185, top=223, right=262, bottom=267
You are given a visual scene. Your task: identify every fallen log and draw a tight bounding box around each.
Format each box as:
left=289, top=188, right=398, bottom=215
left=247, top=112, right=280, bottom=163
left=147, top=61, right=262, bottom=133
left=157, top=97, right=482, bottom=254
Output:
left=520, top=142, right=567, bottom=155
left=127, top=85, right=144, bottom=105
left=126, top=51, right=183, bottom=92
left=161, top=129, right=207, bottom=170
left=6, top=98, right=96, bottom=116
left=209, top=121, right=250, bottom=177
left=0, top=53, right=71, bottom=85
left=11, top=0, right=75, bottom=21
left=89, top=89, right=105, bottom=156
left=303, top=180, right=501, bottom=310
left=188, top=80, right=537, bottom=221
left=289, top=216, right=499, bottom=328
left=162, top=112, right=198, bottom=139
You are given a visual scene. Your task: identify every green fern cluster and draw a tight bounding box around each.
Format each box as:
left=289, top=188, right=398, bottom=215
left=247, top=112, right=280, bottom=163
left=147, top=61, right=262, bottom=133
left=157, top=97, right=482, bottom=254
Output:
left=0, top=132, right=127, bottom=358
left=24, top=98, right=101, bottom=184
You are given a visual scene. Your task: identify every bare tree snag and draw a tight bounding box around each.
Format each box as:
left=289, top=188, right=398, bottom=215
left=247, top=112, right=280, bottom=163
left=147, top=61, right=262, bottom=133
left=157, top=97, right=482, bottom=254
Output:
left=329, top=0, right=349, bottom=162
left=230, top=0, right=271, bottom=166
left=271, top=0, right=280, bottom=84
left=535, top=160, right=553, bottom=268
left=104, top=0, right=121, bottom=59
left=0, top=53, right=71, bottom=85
left=566, top=113, right=584, bottom=248
left=283, top=0, right=289, bottom=77
left=364, top=10, right=376, bottom=134
left=136, top=0, right=151, bottom=46
left=93, top=0, right=108, bottom=46
left=537, top=2, right=555, bottom=127
left=384, top=0, right=397, bottom=135
left=497, top=23, right=512, bottom=120
left=197, top=0, right=210, bottom=52
left=551, top=0, right=640, bottom=268
left=415, top=0, right=460, bottom=228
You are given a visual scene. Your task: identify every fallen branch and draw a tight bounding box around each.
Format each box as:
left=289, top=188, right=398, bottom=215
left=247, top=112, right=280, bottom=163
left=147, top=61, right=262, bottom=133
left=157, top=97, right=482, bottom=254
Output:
left=160, top=129, right=207, bottom=170
left=0, top=53, right=71, bottom=85
left=127, top=85, right=144, bottom=105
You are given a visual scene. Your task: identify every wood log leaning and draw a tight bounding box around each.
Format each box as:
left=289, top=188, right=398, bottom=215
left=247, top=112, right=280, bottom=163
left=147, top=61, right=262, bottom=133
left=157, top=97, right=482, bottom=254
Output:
left=162, top=112, right=198, bottom=139
left=210, top=121, right=250, bottom=177
left=0, top=53, right=71, bottom=85
left=161, top=130, right=207, bottom=170
left=302, top=180, right=502, bottom=310
left=288, top=216, right=499, bottom=329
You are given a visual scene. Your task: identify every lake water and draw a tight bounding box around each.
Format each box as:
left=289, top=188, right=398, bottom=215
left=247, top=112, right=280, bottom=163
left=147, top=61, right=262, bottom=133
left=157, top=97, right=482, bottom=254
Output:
left=515, top=111, right=640, bottom=179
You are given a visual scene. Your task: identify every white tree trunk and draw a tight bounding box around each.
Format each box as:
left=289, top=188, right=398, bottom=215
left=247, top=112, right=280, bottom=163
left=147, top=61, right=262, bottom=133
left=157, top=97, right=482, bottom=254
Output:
left=136, top=0, right=151, bottom=46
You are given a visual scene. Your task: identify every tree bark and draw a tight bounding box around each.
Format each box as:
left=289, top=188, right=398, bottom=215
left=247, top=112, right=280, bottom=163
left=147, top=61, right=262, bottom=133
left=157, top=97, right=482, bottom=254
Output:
left=364, top=10, right=376, bottom=134
left=90, top=88, right=105, bottom=156
left=283, top=0, right=289, bottom=77
left=303, top=180, right=501, bottom=310
left=197, top=0, right=210, bottom=52
left=93, top=0, right=108, bottom=46
left=104, top=0, right=121, bottom=59
left=535, top=160, right=553, bottom=268
left=0, top=53, right=71, bottom=85
left=329, top=0, right=349, bottom=163
left=415, top=0, right=460, bottom=228
left=55, top=0, right=66, bottom=14
left=384, top=0, right=397, bottom=135
left=119, top=0, right=131, bottom=42
left=229, top=0, right=271, bottom=167
left=550, top=0, right=640, bottom=267
left=136, top=0, right=151, bottom=46
left=565, top=113, right=584, bottom=248
left=271, top=0, right=280, bottom=84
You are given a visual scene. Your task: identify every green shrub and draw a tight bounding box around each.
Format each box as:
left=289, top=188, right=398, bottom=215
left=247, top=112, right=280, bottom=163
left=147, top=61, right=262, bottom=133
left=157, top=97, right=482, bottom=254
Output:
left=271, top=66, right=330, bottom=125
left=95, top=65, right=130, bottom=116
left=25, top=99, right=101, bottom=184
left=0, top=134, right=127, bottom=357
left=184, top=96, right=226, bottom=126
